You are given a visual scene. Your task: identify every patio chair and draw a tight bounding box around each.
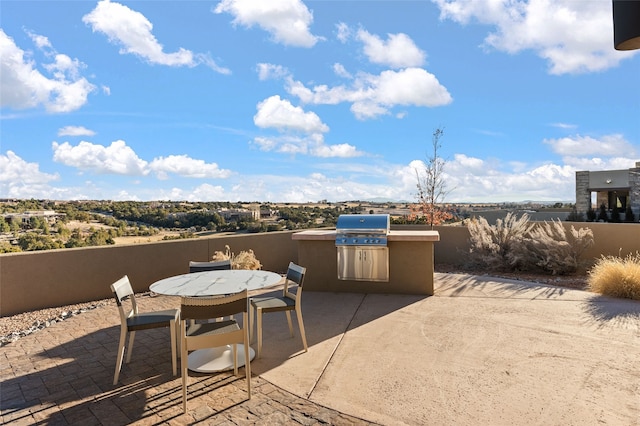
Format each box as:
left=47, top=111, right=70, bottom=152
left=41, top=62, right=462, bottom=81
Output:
left=250, top=262, right=308, bottom=358
left=189, top=259, right=234, bottom=322
left=180, top=289, right=251, bottom=412
left=111, top=275, right=179, bottom=385
left=189, top=259, right=232, bottom=273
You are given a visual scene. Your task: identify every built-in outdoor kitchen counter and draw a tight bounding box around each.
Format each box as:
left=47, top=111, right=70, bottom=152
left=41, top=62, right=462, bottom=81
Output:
left=292, top=220, right=440, bottom=295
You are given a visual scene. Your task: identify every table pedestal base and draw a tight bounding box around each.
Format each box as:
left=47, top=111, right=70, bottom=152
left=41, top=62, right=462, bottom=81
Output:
left=187, top=344, right=255, bottom=373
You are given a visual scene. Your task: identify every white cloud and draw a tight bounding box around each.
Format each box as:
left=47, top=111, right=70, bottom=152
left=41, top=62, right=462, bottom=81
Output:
left=287, top=67, right=452, bottom=120
left=336, top=22, right=351, bottom=43
left=543, top=134, right=636, bottom=157
left=357, top=29, right=426, bottom=68
left=256, top=63, right=290, bottom=80
left=149, top=155, right=232, bottom=179
left=0, top=151, right=59, bottom=185
left=254, top=95, right=329, bottom=133
left=550, top=122, right=577, bottom=130
left=51, top=140, right=235, bottom=180
left=333, top=63, right=352, bottom=79
left=286, top=68, right=453, bottom=120
left=0, top=29, right=96, bottom=112
left=214, top=0, right=321, bottom=48
left=432, top=0, right=637, bottom=74
left=58, top=126, right=96, bottom=137
left=26, top=31, right=52, bottom=50
left=311, top=143, right=362, bottom=158
left=560, top=156, right=638, bottom=172
left=83, top=0, right=230, bottom=73
left=252, top=96, right=364, bottom=158
left=52, top=140, right=149, bottom=175
left=0, top=151, right=61, bottom=199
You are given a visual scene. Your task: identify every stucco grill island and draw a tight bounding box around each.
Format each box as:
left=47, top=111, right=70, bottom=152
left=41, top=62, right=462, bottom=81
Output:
left=293, top=215, right=440, bottom=295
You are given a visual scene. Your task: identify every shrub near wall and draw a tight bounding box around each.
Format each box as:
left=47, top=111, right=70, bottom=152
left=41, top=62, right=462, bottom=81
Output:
left=588, top=253, right=640, bottom=300
left=465, top=213, right=594, bottom=275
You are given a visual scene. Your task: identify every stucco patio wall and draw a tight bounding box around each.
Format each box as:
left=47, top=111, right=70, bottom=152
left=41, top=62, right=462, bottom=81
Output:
left=0, top=231, right=298, bottom=316
left=1, top=223, right=639, bottom=315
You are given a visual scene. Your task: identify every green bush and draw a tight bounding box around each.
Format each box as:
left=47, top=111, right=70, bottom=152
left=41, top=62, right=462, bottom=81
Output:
left=587, top=252, right=640, bottom=300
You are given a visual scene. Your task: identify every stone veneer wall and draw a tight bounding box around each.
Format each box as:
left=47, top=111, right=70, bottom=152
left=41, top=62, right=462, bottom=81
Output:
left=630, top=164, right=640, bottom=216
left=575, top=171, right=591, bottom=215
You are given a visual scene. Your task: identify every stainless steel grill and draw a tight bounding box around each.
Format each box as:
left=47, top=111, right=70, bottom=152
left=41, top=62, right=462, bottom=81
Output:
left=335, top=214, right=390, bottom=282
left=335, top=214, right=390, bottom=246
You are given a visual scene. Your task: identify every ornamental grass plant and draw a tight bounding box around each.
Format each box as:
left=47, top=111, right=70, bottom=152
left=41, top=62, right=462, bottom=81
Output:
left=211, top=245, right=262, bottom=270
left=587, top=252, right=640, bottom=300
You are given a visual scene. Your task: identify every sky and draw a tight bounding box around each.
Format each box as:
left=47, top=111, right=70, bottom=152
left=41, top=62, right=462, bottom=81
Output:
left=1, top=0, right=639, bottom=204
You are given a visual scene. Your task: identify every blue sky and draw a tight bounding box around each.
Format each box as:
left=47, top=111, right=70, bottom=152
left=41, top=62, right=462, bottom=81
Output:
left=1, top=0, right=638, bottom=203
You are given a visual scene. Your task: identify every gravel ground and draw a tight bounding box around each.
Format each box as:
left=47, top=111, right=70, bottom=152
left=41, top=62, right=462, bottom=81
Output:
left=1, top=268, right=589, bottom=347
left=0, top=297, right=116, bottom=346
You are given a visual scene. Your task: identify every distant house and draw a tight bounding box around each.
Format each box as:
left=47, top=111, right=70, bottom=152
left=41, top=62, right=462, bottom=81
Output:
left=575, top=161, right=640, bottom=218
left=3, top=210, right=65, bottom=226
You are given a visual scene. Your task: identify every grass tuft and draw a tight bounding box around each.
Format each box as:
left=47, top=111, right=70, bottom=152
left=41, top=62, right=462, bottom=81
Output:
left=587, top=252, right=640, bottom=300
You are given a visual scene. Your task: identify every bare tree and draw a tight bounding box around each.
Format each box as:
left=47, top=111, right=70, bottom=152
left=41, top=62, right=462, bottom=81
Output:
left=414, top=127, right=452, bottom=229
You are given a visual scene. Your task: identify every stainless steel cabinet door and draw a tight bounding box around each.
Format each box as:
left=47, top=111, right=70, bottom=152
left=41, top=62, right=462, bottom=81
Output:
left=337, top=246, right=388, bottom=282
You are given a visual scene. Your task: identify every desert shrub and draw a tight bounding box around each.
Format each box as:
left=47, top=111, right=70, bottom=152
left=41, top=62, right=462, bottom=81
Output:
left=466, top=212, right=533, bottom=271
left=624, top=206, right=636, bottom=223
left=523, top=220, right=594, bottom=275
left=467, top=213, right=594, bottom=275
left=610, top=205, right=622, bottom=223
left=587, top=252, right=640, bottom=300
left=597, top=204, right=609, bottom=222
left=586, top=208, right=597, bottom=222
left=565, top=207, right=584, bottom=222
left=211, top=245, right=262, bottom=270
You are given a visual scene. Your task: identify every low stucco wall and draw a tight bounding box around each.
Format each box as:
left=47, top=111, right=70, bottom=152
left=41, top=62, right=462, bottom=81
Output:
left=2, top=223, right=639, bottom=315
left=432, top=221, right=640, bottom=268
left=0, top=231, right=298, bottom=316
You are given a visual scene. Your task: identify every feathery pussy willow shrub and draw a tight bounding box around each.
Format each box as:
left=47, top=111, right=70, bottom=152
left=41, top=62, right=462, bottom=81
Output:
left=588, top=252, right=640, bottom=300
left=466, top=212, right=594, bottom=275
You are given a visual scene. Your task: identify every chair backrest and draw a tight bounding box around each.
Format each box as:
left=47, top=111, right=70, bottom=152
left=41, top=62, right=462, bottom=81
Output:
left=110, top=275, right=138, bottom=323
left=286, top=262, right=306, bottom=287
left=180, top=289, right=248, bottom=321
left=188, top=259, right=232, bottom=273
left=284, top=262, right=306, bottom=301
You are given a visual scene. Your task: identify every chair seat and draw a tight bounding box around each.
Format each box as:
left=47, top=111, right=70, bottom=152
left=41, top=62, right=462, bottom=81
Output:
left=187, top=320, right=240, bottom=337
left=251, top=296, right=295, bottom=312
left=127, top=309, right=179, bottom=331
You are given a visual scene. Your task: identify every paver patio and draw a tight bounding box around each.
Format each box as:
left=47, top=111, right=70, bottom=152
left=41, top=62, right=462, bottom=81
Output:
left=2, top=273, right=639, bottom=425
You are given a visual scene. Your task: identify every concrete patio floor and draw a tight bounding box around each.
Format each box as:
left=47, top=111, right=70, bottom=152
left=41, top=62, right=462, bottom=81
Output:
left=2, top=272, right=639, bottom=425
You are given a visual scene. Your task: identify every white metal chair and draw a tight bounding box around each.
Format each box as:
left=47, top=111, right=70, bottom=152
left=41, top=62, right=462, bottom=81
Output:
left=180, top=289, right=251, bottom=413
left=250, top=262, right=308, bottom=357
left=188, top=259, right=232, bottom=273
left=111, top=275, right=179, bottom=385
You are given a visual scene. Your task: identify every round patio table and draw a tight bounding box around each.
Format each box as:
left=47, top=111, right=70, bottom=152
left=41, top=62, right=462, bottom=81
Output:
left=150, top=269, right=282, bottom=372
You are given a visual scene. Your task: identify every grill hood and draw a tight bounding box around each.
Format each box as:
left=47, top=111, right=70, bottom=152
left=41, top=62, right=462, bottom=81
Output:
left=336, top=214, right=390, bottom=234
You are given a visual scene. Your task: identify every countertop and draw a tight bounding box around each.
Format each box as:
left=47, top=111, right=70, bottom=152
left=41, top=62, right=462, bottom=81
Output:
left=292, top=229, right=440, bottom=242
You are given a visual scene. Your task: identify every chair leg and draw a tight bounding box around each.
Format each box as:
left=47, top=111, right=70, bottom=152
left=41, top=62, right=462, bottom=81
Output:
left=125, top=330, right=136, bottom=363
left=113, top=327, right=128, bottom=385
left=296, top=308, right=308, bottom=352
left=232, top=343, right=238, bottom=376
left=256, top=308, right=263, bottom=358
left=249, top=303, right=254, bottom=343
left=244, top=330, right=251, bottom=399
left=182, top=329, right=188, bottom=413
left=285, top=311, right=294, bottom=337
left=170, top=320, right=177, bottom=376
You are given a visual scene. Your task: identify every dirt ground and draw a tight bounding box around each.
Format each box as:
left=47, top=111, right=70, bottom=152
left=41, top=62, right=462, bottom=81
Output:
left=65, top=220, right=181, bottom=245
